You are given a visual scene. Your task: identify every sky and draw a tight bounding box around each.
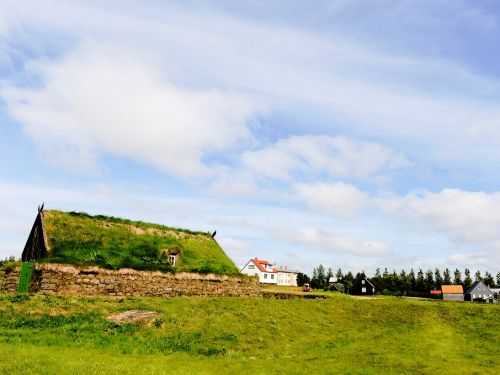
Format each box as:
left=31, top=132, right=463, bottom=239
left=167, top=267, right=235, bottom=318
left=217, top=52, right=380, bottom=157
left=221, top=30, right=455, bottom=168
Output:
left=1, top=0, right=500, bottom=274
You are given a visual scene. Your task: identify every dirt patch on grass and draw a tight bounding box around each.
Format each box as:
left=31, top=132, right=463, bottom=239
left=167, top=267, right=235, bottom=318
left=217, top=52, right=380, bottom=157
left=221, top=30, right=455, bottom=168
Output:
left=107, top=310, right=160, bottom=325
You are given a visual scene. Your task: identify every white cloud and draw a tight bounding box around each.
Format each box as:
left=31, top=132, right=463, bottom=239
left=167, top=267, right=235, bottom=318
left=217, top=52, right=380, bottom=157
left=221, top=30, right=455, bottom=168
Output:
left=242, top=135, right=410, bottom=180
left=295, top=182, right=368, bottom=217
left=2, top=44, right=261, bottom=177
left=380, top=189, right=500, bottom=246
left=3, top=1, right=500, bottom=172
left=288, top=227, right=389, bottom=257
left=447, top=252, right=494, bottom=268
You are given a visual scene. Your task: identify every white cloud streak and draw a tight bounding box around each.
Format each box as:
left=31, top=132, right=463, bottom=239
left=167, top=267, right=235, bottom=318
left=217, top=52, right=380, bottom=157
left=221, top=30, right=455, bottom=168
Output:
left=2, top=44, right=260, bottom=176
left=295, top=182, right=368, bottom=217
left=2, top=1, right=500, bottom=174
left=243, top=135, right=410, bottom=181
left=380, top=189, right=500, bottom=248
left=283, top=227, right=389, bottom=257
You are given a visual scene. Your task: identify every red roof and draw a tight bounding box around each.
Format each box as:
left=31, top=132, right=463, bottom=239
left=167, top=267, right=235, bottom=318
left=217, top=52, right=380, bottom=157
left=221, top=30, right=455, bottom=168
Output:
left=441, top=285, right=463, bottom=294
left=251, top=258, right=276, bottom=273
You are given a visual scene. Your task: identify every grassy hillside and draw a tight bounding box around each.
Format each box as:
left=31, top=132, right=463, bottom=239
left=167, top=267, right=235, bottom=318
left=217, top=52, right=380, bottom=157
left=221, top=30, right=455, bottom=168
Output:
left=0, top=293, right=499, bottom=374
left=42, top=210, right=238, bottom=274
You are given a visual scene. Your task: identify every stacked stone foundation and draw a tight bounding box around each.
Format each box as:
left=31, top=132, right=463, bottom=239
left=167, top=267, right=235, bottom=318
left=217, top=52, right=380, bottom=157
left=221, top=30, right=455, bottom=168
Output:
left=0, top=267, right=19, bottom=294
left=0, top=264, right=260, bottom=297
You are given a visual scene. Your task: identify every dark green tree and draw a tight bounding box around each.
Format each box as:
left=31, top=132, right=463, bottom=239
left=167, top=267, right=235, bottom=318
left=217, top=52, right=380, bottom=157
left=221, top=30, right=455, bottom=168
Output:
left=453, top=269, right=462, bottom=285
left=434, top=268, right=443, bottom=288
left=399, top=269, right=410, bottom=295
left=371, top=268, right=383, bottom=292
left=424, top=270, right=435, bottom=291
left=296, top=272, right=310, bottom=287
left=383, top=268, right=389, bottom=279
left=483, top=272, right=494, bottom=287
left=311, top=267, right=319, bottom=289
left=474, top=270, right=482, bottom=283
left=336, top=268, right=343, bottom=282
left=443, top=268, right=451, bottom=284
left=344, top=271, right=354, bottom=294
left=416, top=269, right=425, bottom=292
left=464, top=269, right=472, bottom=290
left=408, top=269, right=417, bottom=292
left=496, top=272, right=500, bottom=288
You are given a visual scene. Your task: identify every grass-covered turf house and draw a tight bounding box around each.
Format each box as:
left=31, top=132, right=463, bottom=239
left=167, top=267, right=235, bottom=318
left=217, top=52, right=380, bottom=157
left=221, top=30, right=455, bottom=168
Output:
left=21, top=207, right=239, bottom=275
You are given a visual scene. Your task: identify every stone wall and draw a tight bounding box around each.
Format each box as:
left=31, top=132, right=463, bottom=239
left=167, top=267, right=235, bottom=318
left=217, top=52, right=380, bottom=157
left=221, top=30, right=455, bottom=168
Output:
left=0, top=267, right=20, bottom=294
left=1, top=263, right=260, bottom=297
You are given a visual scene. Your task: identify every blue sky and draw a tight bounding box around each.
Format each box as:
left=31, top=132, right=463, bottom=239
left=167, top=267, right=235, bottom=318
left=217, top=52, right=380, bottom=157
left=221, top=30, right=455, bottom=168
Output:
left=1, top=0, right=500, bottom=274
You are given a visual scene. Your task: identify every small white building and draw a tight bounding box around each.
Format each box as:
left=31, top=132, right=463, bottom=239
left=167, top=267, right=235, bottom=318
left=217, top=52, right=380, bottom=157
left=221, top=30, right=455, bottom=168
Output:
left=240, top=258, right=298, bottom=286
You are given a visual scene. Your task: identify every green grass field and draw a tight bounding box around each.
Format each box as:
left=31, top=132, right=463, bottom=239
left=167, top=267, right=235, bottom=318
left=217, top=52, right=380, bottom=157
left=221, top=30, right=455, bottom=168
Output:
left=0, top=293, right=499, bottom=374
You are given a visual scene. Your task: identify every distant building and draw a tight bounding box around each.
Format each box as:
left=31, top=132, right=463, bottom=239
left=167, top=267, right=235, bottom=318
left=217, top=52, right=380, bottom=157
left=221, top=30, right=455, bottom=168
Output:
left=240, top=258, right=298, bottom=286
left=352, top=276, right=376, bottom=295
left=466, top=281, right=495, bottom=303
left=441, top=285, right=464, bottom=301
left=490, top=288, right=500, bottom=303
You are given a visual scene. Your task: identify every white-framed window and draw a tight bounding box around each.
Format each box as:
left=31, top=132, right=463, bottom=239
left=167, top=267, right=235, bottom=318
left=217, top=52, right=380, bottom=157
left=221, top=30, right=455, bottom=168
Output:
left=362, top=280, right=365, bottom=285
left=362, top=287, right=366, bottom=293
left=248, top=264, right=255, bottom=269
left=271, top=274, right=274, bottom=279
left=264, top=274, right=268, bottom=279
left=168, top=254, right=177, bottom=266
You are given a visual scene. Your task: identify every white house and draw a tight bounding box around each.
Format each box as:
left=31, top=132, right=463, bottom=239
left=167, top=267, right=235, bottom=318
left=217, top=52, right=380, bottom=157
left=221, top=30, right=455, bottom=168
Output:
left=240, top=258, right=298, bottom=286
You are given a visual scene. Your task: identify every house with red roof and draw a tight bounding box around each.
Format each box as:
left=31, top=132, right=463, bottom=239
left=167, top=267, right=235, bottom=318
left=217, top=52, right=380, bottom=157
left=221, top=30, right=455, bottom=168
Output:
left=240, top=257, right=298, bottom=286
left=441, top=284, right=464, bottom=302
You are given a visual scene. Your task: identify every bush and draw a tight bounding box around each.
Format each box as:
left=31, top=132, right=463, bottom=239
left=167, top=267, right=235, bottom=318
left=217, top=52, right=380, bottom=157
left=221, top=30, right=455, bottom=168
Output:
left=17, top=262, right=33, bottom=294
left=0, top=257, right=19, bottom=272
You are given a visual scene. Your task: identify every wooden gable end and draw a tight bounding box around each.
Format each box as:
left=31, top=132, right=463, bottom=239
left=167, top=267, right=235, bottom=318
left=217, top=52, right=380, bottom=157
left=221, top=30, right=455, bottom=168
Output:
left=21, top=206, right=48, bottom=262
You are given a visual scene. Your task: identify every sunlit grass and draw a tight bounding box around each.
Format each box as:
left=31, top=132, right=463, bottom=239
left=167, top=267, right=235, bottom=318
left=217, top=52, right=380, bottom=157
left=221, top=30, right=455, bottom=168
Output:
left=41, top=210, right=238, bottom=274
left=0, top=293, right=499, bottom=374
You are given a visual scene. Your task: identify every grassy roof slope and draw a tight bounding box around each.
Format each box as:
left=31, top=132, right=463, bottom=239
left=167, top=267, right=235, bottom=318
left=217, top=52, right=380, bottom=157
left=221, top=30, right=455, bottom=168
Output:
left=41, top=210, right=239, bottom=275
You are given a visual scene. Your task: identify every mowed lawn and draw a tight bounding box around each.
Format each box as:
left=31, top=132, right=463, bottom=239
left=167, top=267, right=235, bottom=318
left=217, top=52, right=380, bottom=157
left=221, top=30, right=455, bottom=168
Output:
left=0, top=293, right=499, bottom=374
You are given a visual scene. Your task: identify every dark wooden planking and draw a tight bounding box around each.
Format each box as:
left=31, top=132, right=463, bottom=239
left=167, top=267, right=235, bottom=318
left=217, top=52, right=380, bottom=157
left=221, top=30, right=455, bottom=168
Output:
left=21, top=205, right=48, bottom=261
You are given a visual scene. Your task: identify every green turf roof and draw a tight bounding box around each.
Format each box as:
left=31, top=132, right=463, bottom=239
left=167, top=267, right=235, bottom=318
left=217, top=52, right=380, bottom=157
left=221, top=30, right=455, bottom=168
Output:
left=41, top=210, right=239, bottom=275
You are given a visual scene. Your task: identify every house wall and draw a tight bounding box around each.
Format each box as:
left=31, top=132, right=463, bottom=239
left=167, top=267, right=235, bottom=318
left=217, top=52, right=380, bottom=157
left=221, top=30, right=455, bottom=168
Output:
left=0, top=264, right=260, bottom=297
left=240, top=263, right=277, bottom=284
left=240, top=263, right=259, bottom=278
left=443, top=293, right=464, bottom=301
left=468, top=283, right=494, bottom=301
left=259, top=272, right=277, bottom=284
left=277, top=272, right=297, bottom=286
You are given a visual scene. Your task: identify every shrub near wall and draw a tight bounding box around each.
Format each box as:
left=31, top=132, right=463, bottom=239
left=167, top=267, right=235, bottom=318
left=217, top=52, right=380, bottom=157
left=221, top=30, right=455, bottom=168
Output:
left=25, top=264, right=260, bottom=298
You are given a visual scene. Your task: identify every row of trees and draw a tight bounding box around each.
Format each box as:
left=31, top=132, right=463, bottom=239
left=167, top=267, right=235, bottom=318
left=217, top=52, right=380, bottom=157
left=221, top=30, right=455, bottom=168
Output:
left=298, top=265, right=500, bottom=296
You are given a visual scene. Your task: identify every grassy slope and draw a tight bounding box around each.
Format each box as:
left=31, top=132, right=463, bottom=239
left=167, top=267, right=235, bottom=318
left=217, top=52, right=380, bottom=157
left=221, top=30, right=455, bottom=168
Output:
left=43, top=210, right=238, bottom=274
left=0, top=294, right=499, bottom=374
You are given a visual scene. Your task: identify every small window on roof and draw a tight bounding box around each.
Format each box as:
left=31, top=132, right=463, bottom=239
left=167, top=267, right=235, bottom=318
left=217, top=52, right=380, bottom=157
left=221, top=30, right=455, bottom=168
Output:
left=248, top=264, right=255, bottom=269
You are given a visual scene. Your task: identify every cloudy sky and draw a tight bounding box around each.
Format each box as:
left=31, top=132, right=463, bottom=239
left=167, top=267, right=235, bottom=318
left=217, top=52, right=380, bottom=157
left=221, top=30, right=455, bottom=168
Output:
left=1, top=0, right=500, bottom=274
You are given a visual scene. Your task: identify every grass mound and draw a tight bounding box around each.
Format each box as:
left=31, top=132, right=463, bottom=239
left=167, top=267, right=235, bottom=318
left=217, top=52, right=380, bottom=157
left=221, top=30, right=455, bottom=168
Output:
left=0, top=294, right=498, bottom=374
left=41, top=210, right=238, bottom=274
